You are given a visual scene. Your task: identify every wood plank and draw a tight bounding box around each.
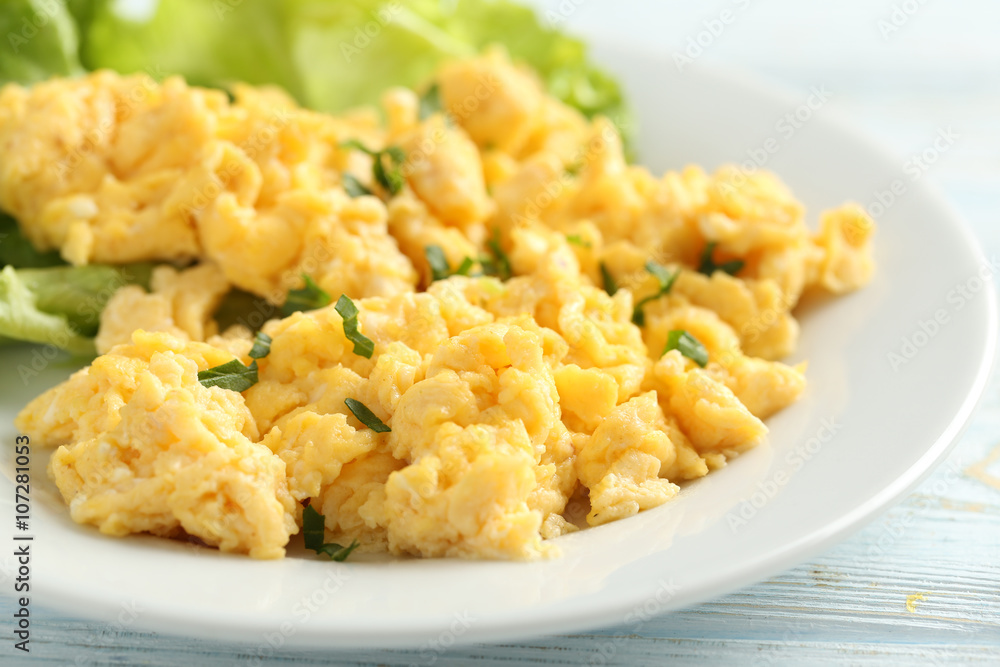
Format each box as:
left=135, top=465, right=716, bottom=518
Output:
left=4, top=6, right=1000, bottom=662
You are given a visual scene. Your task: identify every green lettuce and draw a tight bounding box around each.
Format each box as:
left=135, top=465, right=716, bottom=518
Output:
left=0, top=213, right=65, bottom=268
left=1, top=265, right=95, bottom=355
left=1, top=210, right=153, bottom=353
left=80, top=0, right=304, bottom=99
left=0, top=0, right=83, bottom=85
left=0, top=264, right=151, bottom=355
left=0, top=0, right=631, bottom=356
left=432, top=1, right=627, bottom=122
left=78, top=0, right=629, bottom=136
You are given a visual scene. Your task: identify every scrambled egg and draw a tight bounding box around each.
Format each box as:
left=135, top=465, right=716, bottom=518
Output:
left=17, top=332, right=297, bottom=559
left=95, top=263, right=230, bottom=353
left=9, top=49, right=875, bottom=560
left=0, top=72, right=415, bottom=301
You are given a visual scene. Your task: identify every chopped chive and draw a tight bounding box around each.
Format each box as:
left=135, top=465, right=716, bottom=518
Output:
left=454, top=256, right=475, bottom=276
left=199, top=330, right=272, bottom=389
left=374, top=146, right=406, bottom=195
left=698, top=242, right=744, bottom=277
left=342, top=173, right=373, bottom=198
left=334, top=295, right=375, bottom=359
left=566, top=234, right=592, bottom=248
left=425, top=245, right=475, bottom=282
left=600, top=262, right=618, bottom=296
left=663, top=330, right=709, bottom=368
left=198, top=358, right=259, bottom=392
left=481, top=229, right=512, bottom=281
left=339, top=139, right=377, bottom=156
left=282, top=274, right=331, bottom=316
left=340, top=141, right=407, bottom=196
left=632, top=261, right=679, bottom=326
left=418, top=82, right=442, bottom=120
left=247, top=331, right=272, bottom=359
left=645, top=261, right=675, bottom=287
left=425, top=245, right=452, bottom=282
left=345, top=397, right=391, bottom=433
left=302, top=505, right=360, bottom=562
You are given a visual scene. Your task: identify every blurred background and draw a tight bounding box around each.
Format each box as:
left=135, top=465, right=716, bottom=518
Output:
left=519, top=0, right=1000, bottom=254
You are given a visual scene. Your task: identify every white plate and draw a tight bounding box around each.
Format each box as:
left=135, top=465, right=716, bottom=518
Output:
left=1, top=42, right=996, bottom=649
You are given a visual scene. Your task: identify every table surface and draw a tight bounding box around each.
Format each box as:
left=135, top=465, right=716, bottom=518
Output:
left=5, top=1, right=1000, bottom=664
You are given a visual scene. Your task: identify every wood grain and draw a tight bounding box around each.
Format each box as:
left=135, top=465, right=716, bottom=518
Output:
left=4, top=2, right=1000, bottom=664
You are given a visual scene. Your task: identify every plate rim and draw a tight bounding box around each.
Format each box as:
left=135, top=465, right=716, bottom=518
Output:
left=8, top=40, right=999, bottom=649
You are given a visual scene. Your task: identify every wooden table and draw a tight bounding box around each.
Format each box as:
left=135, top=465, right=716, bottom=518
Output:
left=6, top=1, right=1000, bottom=664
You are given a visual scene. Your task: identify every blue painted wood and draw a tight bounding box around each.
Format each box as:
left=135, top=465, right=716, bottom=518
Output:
left=4, top=2, right=1000, bottom=664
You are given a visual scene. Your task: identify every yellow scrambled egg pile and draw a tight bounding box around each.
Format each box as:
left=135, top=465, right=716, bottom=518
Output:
left=8, top=49, right=875, bottom=560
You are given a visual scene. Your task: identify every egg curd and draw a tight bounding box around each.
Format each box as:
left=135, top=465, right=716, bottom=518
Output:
left=7, top=49, right=875, bottom=560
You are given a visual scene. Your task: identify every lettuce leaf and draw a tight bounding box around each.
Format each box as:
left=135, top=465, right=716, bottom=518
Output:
left=0, top=0, right=631, bottom=356
left=0, top=265, right=95, bottom=354
left=79, top=0, right=305, bottom=99
left=0, top=264, right=152, bottom=355
left=0, top=0, right=83, bottom=85
left=0, top=213, right=65, bottom=268
left=434, top=1, right=628, bottom=123
left=18, top=264, right=152, bottom=334
left=78, top=0, right=630, bottom=139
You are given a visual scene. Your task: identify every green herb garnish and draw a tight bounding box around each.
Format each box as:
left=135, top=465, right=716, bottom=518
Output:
left=481, top=229, right=512, bottom=281
left=248, top=331, right=272, bottom=359
left=334, top=295, right=375, bottom=359
left=198, top=330, right=272, bottom=391
left=345, top=397, right=391, bottom=433
left=340, top=140, right=407, bottom=196
left=698, top=242, right=744, bottom=277
left=600, top=262, right=618, bottom=296
left=566, top=234, right=591, bottom=248
left=340, top=139, right=375, bottom=155
left=342, top=173, right=373, bottom=198
left=374, top=146, right=406, bottom=195
left=0, top=213, right=65, bottom=268
left=663, top=330, right=709, bottom=367
left=425, top=245, right=451, bottom=282
left=425, top=245, right=474, bottom=282
left=632, top=261, right=679, bottom=326
left=198, top=358, right=259, bottom=392
left=282, top=274, right=331, bottom=316
left=418, top=82, right=442, bottom=120
left=302, top=505, right=360, bottom=562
